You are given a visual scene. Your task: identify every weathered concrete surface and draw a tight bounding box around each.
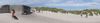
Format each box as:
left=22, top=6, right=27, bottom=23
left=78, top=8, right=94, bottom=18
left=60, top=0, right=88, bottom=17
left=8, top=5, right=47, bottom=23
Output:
left=0, top=5, right=10, bottom=13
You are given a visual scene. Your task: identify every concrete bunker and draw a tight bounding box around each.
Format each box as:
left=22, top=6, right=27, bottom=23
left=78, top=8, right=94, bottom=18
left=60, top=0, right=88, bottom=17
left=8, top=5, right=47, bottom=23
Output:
left=0, top=5, right=32, bottom=15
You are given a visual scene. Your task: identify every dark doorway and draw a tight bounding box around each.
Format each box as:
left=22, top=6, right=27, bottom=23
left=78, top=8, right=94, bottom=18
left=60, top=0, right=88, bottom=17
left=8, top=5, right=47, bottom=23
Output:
left=22, top=5, right=32, bottom=15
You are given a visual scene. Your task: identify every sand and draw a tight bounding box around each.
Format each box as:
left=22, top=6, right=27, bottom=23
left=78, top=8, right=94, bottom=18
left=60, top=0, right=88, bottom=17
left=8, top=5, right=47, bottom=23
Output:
left=0, top=11, right=100, bottom=23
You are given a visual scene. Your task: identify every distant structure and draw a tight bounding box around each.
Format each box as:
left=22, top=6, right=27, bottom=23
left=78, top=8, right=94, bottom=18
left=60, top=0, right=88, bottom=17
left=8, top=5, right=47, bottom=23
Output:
left=0, top=5, right=10, bottom=13
left=0, top=5, right=32, bottom=14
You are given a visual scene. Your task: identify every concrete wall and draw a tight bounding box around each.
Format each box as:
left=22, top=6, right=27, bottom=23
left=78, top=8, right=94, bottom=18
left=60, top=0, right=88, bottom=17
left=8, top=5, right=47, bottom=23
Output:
left=10, top=5, right=23, bottom=12
left=0, top=5, right=10, bottom=13
left=0, top=5, right=23, bottom=13
left=0, top=5, right=31, bottom=13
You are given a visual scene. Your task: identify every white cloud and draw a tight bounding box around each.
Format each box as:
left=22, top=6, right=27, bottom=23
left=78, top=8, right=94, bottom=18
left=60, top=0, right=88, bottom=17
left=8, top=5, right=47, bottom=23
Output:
left=0, top=0, right=99, bottom=7
left=44, top=1, right=98, bottom=7
left=9, top=0, right=65, bottom=5
left=48, top=0, right=64, bottom=3
left=96, top=0, right=100, bottom=2
left=9, top=0, right=49, bottom=5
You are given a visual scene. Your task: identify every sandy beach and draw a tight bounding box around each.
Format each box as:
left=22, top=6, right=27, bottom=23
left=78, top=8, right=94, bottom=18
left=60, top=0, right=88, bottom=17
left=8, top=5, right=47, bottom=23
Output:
left=0, top=11, right=100, bottom=23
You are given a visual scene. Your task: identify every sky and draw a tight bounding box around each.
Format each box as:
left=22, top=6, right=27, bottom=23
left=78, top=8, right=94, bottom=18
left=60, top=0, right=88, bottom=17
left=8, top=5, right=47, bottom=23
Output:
left=0, top=0, right=100, bottom=10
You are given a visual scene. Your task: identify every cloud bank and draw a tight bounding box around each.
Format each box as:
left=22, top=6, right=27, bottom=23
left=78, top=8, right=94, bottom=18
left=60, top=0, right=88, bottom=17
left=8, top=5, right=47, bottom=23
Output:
left=0, top=0, right=99, bottom=10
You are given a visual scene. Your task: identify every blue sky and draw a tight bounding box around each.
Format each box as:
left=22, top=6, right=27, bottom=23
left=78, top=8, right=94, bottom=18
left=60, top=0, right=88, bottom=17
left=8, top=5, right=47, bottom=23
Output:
left=0, top=0, right=100, bottom=10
